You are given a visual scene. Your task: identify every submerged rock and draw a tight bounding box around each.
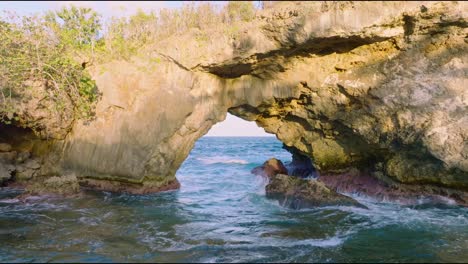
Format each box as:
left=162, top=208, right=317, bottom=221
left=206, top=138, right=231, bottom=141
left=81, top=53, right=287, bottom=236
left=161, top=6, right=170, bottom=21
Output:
left=266, top=174, right=368, bottom=209
left=251, top=158, right=288, bottom=178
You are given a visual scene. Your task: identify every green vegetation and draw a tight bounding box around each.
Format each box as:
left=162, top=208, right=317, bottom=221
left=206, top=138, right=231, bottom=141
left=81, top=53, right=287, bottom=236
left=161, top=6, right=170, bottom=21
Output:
left=0, top=1, right=259, bottom=128
left=45, top=6, right=101, bottom=51
left=102, top=1, right=257, bottom=60
left=225, top=1, right=256, bottom=23
left=0, top=12, right=99, bottom=125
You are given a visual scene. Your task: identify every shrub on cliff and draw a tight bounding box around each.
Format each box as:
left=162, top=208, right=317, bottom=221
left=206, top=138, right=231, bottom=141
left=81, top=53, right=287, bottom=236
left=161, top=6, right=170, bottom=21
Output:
left=0, top=1, right=259, bottom=131
left=101, top=1, right=258, bottom=60
left=44, top=5, right=101, bottom=55
left=225, top=1, right=256, bottom=23
left=0, top=10, right=99, bottom=130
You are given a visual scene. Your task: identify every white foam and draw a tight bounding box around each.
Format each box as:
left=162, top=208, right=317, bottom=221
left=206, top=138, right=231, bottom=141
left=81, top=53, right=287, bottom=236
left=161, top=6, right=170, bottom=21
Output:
left=289, top=236, right=344, bottom=247
left=196, top=157, right=249, bottom=165
left=0, top=198, right=20, bottom=203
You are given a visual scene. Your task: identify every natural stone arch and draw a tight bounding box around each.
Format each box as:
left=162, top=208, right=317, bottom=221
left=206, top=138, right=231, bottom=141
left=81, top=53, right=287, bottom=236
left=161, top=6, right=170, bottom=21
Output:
left=60, top=60, right=302, bottom=193
left=7, top=2, right=466, bottom=200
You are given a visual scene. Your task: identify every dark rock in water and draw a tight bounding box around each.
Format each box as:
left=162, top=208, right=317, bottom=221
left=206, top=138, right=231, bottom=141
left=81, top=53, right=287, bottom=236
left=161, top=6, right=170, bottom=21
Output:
left=318, top=168, right=392, bottom=198
left=252, top=158, right=288, bottom=178
left=318, top=168, right=468, bottom=206
left=266, top=174, right=368, bottom=209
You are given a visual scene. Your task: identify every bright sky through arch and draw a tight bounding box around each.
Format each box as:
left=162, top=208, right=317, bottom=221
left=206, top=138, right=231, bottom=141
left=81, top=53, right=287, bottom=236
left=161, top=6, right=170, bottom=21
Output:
left=205, top=113, right=273, bottom=137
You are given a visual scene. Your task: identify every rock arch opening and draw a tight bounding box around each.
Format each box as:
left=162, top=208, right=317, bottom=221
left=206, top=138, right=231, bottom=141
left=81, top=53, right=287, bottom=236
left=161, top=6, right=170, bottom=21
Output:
left=204, top=113, right=273, bottom=137
left=176, top=112, right=317, bottom=183
left=175, top=112, right=293, bottom=194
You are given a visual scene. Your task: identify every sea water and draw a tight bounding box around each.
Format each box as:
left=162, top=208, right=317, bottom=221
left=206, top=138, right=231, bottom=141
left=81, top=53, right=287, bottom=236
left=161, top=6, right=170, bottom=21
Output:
left=0, top=137, right=467, bottom=262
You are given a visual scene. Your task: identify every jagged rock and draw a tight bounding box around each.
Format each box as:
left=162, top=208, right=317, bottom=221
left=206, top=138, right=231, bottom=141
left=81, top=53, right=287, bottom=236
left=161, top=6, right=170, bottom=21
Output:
left=266, top=174, right=368, bottom=209
left=0, top=143, right=12, bottom=152
left=251, top=158, right=288, bottom=178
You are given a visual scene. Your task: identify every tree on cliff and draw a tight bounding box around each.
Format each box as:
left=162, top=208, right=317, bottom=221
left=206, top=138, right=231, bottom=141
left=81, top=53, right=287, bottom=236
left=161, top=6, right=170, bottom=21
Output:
left=1, top=1, right=259, bottom=130
left=0, top=10, right=99, bottom=128
left=45, top=5, right=102, bottom=54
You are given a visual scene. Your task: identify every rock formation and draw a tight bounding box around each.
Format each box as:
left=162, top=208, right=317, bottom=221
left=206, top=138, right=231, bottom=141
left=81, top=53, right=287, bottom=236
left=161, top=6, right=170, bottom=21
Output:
left=253, top=158, right=367, bottom=208
left=251, top=158, right=288, bottom=178
left=266, top=174, right=367, bottom=209
left=1, top=2, right=467, bottom=203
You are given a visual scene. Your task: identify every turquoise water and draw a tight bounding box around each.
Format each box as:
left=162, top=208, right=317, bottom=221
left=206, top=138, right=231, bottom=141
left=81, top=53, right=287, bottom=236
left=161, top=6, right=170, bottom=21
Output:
left=0, top=137, right=467, bottom=262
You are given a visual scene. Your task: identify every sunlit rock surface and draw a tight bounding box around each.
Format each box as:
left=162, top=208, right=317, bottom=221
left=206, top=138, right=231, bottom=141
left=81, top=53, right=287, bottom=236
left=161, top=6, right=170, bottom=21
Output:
left=252, top=158, right=288, bottom=178
left=2, top=2, right=467, bottom=200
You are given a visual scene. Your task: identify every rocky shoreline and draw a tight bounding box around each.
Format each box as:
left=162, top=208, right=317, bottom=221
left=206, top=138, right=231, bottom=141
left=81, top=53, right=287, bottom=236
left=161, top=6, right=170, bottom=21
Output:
left=0, top=2, right=466, bottom=199
left=253, top=158, right=468, bottom=207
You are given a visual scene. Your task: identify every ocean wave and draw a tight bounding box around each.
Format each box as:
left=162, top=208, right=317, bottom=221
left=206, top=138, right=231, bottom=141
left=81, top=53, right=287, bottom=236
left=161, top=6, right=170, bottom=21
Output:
left=155, top=234, right=344, bottom=253
left=0, top=198, right=20, bottom=204
left=196, top=157, right=249, bottom=165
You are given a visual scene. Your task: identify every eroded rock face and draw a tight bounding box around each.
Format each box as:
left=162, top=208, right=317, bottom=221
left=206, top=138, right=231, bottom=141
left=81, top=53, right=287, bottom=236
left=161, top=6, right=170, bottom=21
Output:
left=2, top=2, right=467, bottom=198
left=60, top=1, right=468, bottom=194
left=266, top=174, right=367, bottom=209
left=227, top=1, right=468, bottom=191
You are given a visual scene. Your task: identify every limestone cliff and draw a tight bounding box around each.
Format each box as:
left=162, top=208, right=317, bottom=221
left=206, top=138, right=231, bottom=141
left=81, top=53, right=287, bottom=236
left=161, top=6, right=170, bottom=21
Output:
left=1, top=2, right=467, bottom=202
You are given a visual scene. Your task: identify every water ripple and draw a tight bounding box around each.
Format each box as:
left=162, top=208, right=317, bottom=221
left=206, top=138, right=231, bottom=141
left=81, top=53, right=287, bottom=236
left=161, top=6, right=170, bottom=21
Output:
left=0, top=137, right=467, bottom=262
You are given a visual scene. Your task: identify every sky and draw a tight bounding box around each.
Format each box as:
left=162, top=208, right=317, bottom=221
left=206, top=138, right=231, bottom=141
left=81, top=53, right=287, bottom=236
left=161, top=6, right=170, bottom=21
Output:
left=0, top=1, right=230, bottom=19
left=0, top=1, right=270, bottom=137
left=205, top=113, right=272, bottom=137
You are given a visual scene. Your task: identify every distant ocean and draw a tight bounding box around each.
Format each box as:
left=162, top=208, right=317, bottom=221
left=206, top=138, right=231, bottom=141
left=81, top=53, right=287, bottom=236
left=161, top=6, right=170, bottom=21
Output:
left=0, top=137, right=467, bottom=262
